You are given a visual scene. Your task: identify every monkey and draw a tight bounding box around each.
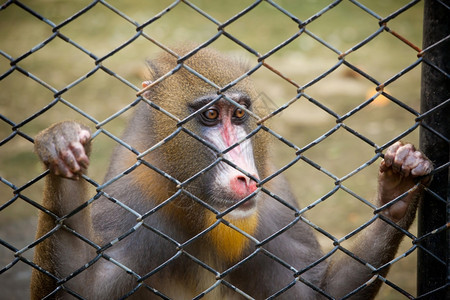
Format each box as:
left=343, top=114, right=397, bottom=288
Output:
left=30, top=47, right=433, bottom=299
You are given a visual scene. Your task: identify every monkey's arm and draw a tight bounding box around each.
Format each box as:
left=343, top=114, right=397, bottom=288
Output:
left=322, top=142, right=432, bottom=299
left=31, top=121, right=96, bottom=299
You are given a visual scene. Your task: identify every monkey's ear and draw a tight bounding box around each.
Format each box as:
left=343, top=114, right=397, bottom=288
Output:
left=142, top=81, right=151, bottom=88
left=141, top=60, right=161, bottom=99
left=140, top=81, right=153, bottom=99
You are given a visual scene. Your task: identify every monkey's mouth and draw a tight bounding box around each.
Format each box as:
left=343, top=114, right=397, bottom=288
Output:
left=218, top=193, right=259, bottom=218
left=233, top=197, right=256, bottom=210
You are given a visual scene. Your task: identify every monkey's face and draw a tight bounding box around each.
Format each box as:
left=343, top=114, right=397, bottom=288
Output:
left=185, top=92, right=262, bottom=219
left=144, top=48, right=267, bottom=219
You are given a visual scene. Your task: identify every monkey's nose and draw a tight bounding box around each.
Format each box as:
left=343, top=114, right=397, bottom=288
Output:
left=231, top=174, right=258, bottom=199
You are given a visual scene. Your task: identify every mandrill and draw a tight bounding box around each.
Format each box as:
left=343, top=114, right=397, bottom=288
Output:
left=31, top=47, right=432, bottom=299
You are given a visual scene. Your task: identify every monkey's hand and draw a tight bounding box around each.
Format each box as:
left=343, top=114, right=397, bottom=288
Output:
left=35, top=121, right=91, bottom=180
left=377, top=141, right=432, bottom=224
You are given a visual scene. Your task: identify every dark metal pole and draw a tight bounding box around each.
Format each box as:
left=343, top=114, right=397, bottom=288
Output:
left=418, top=0, right=450, bottom=299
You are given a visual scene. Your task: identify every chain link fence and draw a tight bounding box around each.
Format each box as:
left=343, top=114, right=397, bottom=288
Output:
left=0, top=0, right=448, bottom=299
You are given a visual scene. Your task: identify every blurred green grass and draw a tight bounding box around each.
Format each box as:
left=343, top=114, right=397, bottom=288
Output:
left=0, top=1, right=424, bottom=299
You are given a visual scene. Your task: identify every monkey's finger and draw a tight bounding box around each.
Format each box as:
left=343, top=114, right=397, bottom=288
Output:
left=384, top=141, right=403, bottom=167
left=69, top=142, right=90, bottom=169
left=59, top=148, right=81, bottom=174
left=380, top=160, right=389, bottom=173
left=400, top=151, right=420, bottom=177
left=78, top=129, right=91, bottom=145
left=52, top=157, right=76, bottom=179
left=411, top=158, right=432, bottom=177
left=392, top=144, right=415, bottom=173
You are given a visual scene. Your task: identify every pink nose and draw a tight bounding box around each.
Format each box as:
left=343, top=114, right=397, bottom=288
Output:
left=230, top=174, right=258, bottom=199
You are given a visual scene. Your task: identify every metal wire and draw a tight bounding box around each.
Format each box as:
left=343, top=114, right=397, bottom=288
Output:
left=0, top=0, right=448, bottom=299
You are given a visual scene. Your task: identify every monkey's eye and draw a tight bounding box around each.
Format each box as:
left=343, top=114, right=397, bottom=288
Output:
left=233, top=108, right=248, bottom=123
left=201, top=108, right=219, bottom=125
left=234, top=108, right=246, bottom=119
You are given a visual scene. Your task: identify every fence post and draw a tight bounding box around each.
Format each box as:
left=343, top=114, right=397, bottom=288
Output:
left=418, top=0, right=450, bottom=299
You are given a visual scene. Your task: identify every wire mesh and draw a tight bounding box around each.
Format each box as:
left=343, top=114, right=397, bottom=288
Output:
left=0, top=0, right=448, bottom=299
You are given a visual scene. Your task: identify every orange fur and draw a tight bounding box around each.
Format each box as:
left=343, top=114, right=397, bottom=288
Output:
left=205, top=211, right=259, bottom=263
